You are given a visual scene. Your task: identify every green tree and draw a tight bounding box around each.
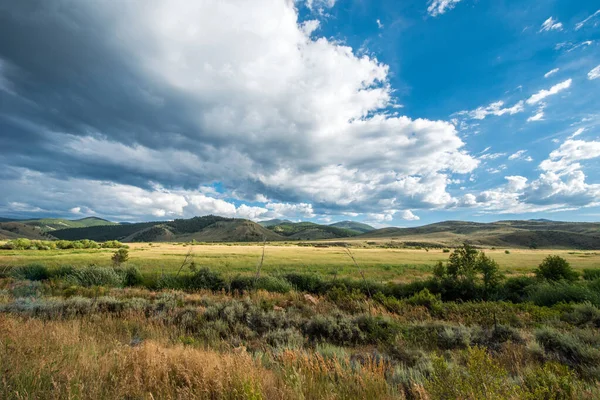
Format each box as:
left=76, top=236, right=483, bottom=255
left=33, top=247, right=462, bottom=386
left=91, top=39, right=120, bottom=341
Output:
left=447, top=243, right=479, bottom=281
left=475, top=252, right=504, bottom=300
left=111, top=248, right=129, bottom=266
left=535, top=255, right=578, bottom=282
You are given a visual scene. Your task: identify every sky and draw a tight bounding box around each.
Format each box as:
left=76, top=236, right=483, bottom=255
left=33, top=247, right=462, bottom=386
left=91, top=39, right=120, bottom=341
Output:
left=0, top=0, right=599, bottom=227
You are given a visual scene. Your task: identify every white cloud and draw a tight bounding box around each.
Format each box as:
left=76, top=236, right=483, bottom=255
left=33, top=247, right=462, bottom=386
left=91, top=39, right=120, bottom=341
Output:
left=70, top=207, right=82, bottom=214
left=526, top=79, right=572, bottom=105
left=508, top=150, right=533, bottom=161
left=568, top=128, right=585, bottom=139
left=457, top=100, right=524, bottom=120
left=539, top=17, right=563, bottom=32
left=376, top=19, right=384, bottom=29
left=401, top=210, right=420, bottom=221
left=588, top=65, right=600, bottom=80
left=479, top=152, right=506, bottom=160
left=427, top=0, right=462, bottom=17
left=555, top=41, right=594, bottom=52
left=575, top=10, right=600, bottom=30
left=544, top=68, right=559, bottom=78
left=2, top=0, right=483, bottom=220
left=305, top=0, right=337, bottom=12
left=527, top=111, right=545, bottom=122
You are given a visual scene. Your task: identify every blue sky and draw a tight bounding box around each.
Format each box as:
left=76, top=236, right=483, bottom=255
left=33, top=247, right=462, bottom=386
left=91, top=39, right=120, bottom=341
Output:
left=0, top=0, right=599, bottom=226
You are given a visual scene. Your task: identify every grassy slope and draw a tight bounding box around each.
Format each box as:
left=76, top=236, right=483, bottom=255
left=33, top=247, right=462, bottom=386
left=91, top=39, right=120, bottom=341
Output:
left=21, top=217, right=119, bottom=232
left=0, top=222, right=55, bottom=240
left=357, top=220, right=600, bottom=249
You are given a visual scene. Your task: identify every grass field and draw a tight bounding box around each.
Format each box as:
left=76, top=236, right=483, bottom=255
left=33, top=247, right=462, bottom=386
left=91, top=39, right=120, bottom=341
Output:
left=1, top=242, right=599, bottom=281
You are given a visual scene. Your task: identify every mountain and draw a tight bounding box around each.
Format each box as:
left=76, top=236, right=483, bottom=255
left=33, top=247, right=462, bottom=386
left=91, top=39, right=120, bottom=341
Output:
left=7, top=216, right=120, bottom=233
left=357, top=220, right=600, bottom=249
left=329, top=221, right=375, bottom=234
left=266, top=221, right=359, bottom=240
left=53, top=215, right=281, bottom=242
left=0, top=222, right=56, bottom=240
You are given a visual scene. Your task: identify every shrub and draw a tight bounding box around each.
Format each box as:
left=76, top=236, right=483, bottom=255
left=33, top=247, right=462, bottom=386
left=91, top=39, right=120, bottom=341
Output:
left=559, top=302, right=600, bottom=327
left=111, top=248, right=129, bottom=266
left=64, top=266, right=124, bottom=287
left=116, top=266, right=143, bottom=287
left=10, top=264, right=50, bottom=281
left=583, top=269, right=600, bottom=281
left=505, top=250, right=510, bottom=254
left=527, top=282, right=600, bottom=307
left=497, top=276, right=536, bottom=303
left=405, top=288, right=442, bottom=312
left=443, top=248, right=450, bottom=253
left=264, top=328, right=305, bottom=349
left=535, top=256, right=578, bottom=282
left=521, top=362, right=579, bottom=400
left=425, top=347, right=517, bottom=399
left=535, top=327, right=600, bottom=368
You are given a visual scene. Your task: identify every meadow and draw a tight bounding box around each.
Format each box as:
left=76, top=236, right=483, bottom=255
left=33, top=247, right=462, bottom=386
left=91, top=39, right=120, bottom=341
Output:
left=1, top=241, right=600, bottom=282
left=2, top=241, right=600, bottom=398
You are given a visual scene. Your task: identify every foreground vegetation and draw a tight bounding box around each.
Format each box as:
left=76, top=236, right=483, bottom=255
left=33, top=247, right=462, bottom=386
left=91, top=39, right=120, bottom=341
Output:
left=1, top=244, right=600, bottom=398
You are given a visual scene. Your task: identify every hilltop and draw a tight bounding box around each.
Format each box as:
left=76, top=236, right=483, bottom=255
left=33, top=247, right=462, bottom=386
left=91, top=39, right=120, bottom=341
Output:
left=0, top=216, right=118, bottom=232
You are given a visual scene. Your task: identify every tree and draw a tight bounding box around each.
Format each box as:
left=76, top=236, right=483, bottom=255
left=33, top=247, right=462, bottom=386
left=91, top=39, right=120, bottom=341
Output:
left=475, top=252, right=504, bottom=300
left=535, top=255, right=578, bottom=282
left=447, top=243, right=479, bottom=281
left=111, top=248, right=129, bottom=266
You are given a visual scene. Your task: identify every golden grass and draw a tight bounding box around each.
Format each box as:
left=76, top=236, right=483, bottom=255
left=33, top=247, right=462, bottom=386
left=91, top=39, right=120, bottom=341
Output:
left=1, top=242, right=599, bottom=282
left=0, top=314, right=402, bottom=399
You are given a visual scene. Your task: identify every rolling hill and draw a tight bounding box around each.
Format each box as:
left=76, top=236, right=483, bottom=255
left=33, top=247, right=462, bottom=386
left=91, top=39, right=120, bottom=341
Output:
left=20, top=217, right=119, bottom=232
left=356, top=220, right=600, bottom=249
left=329, top=221, right=375, bottom=234
left=0, top=222, right=56, bottom=240
left=265, top=221, right=359, bottom=240
left=53, top=216, right=281, bottom=242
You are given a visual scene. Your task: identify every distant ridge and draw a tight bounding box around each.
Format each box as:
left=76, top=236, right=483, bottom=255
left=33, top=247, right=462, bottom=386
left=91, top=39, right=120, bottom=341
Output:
left=2, top=215, right=599, bottom=248
left=357, top=220, right=600, bottom=249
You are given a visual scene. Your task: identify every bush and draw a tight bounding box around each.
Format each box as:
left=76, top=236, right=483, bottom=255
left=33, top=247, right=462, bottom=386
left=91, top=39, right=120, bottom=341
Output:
left=521, top=362, right=579, bottom=400
left=535, top=256, right=578, bottom=282
left=535, top=327, right=600, bottom=368
left=10, top=264, right=50, bottom=281
left=64, top=266, right=124, bottom=287
left=527, top=282, right=600, bottom=307
left=117, top=266, right=143, bottom=287
left=111, top=248, right=129, bottom=266
left=559, top=302, right=600, bottom=327
left=405, top=288, right=442, bottom=312
left=497, top=276, right=536, bottom=303
left=583, top=269, right=600, bottom=281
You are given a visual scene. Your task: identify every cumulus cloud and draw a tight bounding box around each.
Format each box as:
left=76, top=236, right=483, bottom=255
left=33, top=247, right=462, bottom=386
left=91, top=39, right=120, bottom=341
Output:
left=427, top=0, right=463, bottom=17
left=589, top=65, right=600, bottom=80
left=539, top=17, right=563, bottom=32
left=0, top=0, right=481, bottom=221
left=526, top=79, right=572, bottom=105
left=401, top=210, right=420, bottom=221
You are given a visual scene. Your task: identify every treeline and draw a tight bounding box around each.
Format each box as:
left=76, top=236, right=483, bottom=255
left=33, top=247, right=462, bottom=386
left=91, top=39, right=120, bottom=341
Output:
left=269, top=222, right=357, bottom=238
left=52, top=221, right=158, bottom=241
left=1, top=238, right=126, bottom=250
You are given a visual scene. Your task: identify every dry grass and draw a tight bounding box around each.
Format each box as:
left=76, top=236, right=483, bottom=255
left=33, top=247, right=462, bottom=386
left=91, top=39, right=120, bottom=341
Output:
left=0, top=313, right=403, bottom=399
left=1, top=242, right=599, bottom=282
